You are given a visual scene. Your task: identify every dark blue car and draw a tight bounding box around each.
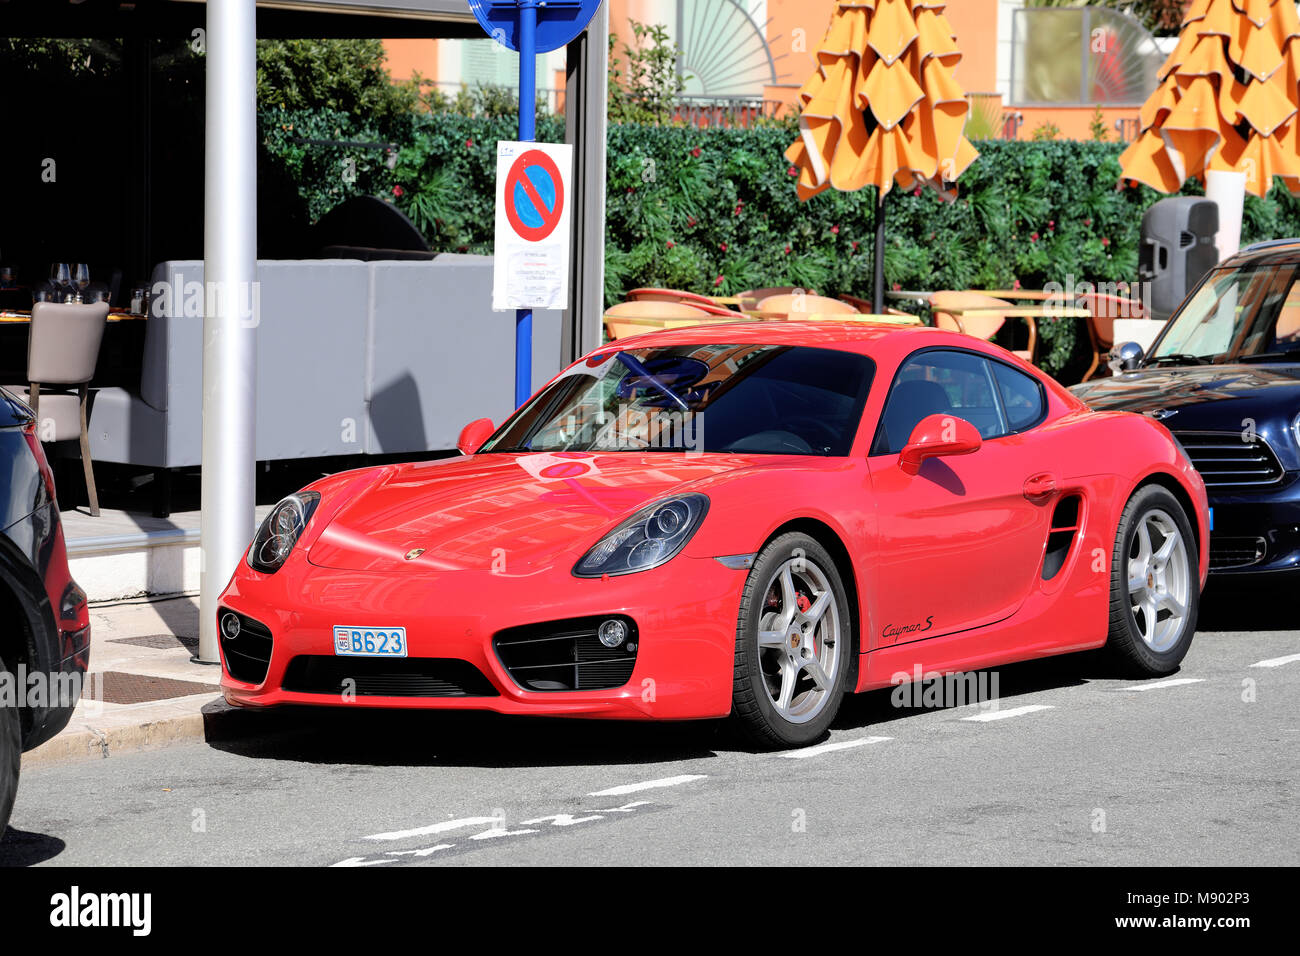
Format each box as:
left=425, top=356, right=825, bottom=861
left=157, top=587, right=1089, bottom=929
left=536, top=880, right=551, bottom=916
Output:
left=1072, top=240, right=1300, bottom=579
left=0, top=386, right=90, bottom=834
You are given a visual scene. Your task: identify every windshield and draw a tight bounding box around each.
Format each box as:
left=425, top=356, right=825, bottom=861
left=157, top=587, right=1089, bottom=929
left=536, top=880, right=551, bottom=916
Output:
left=1151, top=260, right=1300, bottom=364
left=481, top=344, right=875, bottom=456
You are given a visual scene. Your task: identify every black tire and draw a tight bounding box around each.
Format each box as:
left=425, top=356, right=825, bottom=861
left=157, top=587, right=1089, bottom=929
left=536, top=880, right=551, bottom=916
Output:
left=1105, top=485, right=1200, bottom=676
left=0, top=653, right=21, bottom=838
left=731, top=532, right=853, bottom=749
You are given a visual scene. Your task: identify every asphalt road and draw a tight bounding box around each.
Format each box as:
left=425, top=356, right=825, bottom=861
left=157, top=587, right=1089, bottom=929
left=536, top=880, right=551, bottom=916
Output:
left=4, top=586, right=1297, bottom=867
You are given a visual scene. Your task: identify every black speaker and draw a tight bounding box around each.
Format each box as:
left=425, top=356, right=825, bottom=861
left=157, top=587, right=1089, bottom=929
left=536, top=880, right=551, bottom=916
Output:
left=1138, top=197, right=1219, bottom=322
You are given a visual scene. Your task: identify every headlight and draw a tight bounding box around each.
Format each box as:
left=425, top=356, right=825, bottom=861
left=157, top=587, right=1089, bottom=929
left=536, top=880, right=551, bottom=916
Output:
left=247, top=491, right=320, bottom=574
left=573, top=493, right=709, bottom=577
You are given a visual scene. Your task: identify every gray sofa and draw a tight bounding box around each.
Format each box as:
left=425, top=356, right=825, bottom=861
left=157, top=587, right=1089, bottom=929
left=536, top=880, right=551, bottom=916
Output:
left=87, top=256, right=563, bottom=512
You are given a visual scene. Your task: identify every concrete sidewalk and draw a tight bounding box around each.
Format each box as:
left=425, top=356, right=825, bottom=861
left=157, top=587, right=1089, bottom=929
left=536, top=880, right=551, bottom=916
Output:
left=23, top=595, right=241, bottom=767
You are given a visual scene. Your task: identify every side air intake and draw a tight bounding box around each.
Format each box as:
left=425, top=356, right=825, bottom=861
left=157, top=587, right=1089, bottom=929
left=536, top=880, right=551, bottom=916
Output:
left=1042, top=495, right=1082, bottom=580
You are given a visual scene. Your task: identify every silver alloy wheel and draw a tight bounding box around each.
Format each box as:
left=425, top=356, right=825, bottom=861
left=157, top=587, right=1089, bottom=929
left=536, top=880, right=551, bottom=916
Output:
left=1126, top=507, right=1191, bottom=652
left=755, top=556, right=841, bottom=724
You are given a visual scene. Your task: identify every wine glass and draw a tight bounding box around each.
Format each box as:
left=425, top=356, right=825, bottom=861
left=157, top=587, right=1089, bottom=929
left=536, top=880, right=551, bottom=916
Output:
left=72, top=263, right=90, bottom=293
left=50, top=263, right=71, bottom=302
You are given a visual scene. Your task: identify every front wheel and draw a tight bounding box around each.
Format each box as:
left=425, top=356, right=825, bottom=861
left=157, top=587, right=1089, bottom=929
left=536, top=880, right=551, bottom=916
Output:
left=1105, top=485, right=1199, bottom=675
left=731, top=533, right=853, bottom=749
left=0, top=654, right=21, bottom=836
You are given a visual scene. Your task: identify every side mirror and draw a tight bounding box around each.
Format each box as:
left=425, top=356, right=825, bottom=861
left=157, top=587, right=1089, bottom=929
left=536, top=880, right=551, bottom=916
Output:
left=457, top=418, right=495, bottom=456
left=1116, top=341, right=1144, bottom=371
left=899, top=413, right=982, bottom=475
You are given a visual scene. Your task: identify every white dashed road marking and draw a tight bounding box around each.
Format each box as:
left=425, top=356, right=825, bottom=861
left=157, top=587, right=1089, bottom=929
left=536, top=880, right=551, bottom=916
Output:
left=1123, top=678, right=1205, bottom=692
left=365, top=815, right=501, bottom=841
left=960, top=704, right=1055, bottom=722
left=1250, top=653, right=1300, bottom=668
left=780, top=736, right=892, bottom=759
left=588, top=774, right=707, bottom=797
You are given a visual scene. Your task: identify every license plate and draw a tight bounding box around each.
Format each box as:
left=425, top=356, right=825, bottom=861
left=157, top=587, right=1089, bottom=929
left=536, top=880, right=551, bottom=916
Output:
left=333, top=626, right=407, bottom=658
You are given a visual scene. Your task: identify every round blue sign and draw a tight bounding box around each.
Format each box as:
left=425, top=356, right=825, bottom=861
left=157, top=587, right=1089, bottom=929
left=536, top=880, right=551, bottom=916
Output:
left=468, top=0, right=603, bottom=55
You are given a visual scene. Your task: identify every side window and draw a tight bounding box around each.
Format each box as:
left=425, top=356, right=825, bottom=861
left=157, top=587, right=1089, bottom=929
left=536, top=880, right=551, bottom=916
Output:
left=991, top=362, right=1047, bottom=432
left=873, top=350, right=1007, bottom=455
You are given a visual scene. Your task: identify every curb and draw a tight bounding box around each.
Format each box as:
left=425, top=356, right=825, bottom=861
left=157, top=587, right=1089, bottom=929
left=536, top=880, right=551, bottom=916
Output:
left=20, top=699, right=270, bottom=769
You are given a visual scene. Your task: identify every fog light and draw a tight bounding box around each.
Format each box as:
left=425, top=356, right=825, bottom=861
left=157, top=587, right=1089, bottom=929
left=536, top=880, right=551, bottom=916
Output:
left=597, top=619, right=627, bottom=648
left=220, top=612, right=241, bottom=640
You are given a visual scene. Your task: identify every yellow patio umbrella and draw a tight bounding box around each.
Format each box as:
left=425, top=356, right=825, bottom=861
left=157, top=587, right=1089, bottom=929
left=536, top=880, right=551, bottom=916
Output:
left=785, top=0, right=980, bottom=311
left=1119, top=0, right=1300, bottom=197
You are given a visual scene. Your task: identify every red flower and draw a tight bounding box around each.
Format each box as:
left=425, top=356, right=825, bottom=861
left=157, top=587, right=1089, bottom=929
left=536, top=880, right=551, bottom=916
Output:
left=830, top=225, right=840, bottom=235
left=714, top=275, right=724, bottom=287
left=666, top=241, right=674, bottom=249
left=1030, top=232, right=1039, bottom=242
left=392, top=185, right=405, bottom=198
left=913, top=188, right=922, bottom=197
left=719, top=242, right=727, bottom=252
left=783, top=245, right=791, bottom=255
left=1013, top=278, right=1022, bottom=290
left=851, top=241, right=860, bottom=252
left=787, top=166, right=798, bottom=176
left=1048, top=220, right=1056, bottom=229
left=1084, top=218, right=1092, bottom=227
left=687, top=217, right=697, bottom=226
left=465, top=139, right=474, bottom=149
left=891, top=282, right=902, bottom=291
left=1101, top=237, right=1111, bottom=246
left=691, top=147, right=702, bottom=158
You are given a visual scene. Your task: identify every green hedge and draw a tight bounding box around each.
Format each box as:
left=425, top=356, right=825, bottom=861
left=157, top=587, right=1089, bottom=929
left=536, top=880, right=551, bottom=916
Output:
left=261, top=110, right=1300, bottom=379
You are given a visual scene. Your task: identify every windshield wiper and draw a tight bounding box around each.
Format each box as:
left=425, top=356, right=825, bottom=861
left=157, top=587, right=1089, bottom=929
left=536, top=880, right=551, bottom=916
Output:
left=1236, top=349, right=1300, bottom=363
left=1145, top=353, right=1209, bottom=367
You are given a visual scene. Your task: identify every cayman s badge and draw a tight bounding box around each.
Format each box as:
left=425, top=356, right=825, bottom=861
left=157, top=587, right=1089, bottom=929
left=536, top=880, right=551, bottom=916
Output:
left=404, top=548, right=426, bottom=561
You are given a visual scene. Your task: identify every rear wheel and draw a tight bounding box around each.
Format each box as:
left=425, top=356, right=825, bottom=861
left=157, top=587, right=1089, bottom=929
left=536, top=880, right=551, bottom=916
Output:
left=0, top=653, right=20, bottom=836
left=1106, top=485, right=1199, bottom=675
left=731, top=533, right=852, bottom=749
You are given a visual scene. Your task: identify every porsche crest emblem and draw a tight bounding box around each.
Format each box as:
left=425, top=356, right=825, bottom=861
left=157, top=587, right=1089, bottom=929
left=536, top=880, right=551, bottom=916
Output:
left=404, top=548, right=426, bottom=561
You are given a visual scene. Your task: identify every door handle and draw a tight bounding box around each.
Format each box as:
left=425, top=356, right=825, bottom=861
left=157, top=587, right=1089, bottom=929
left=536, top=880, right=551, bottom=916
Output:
left=1023, top=473, right=1057, bottom=500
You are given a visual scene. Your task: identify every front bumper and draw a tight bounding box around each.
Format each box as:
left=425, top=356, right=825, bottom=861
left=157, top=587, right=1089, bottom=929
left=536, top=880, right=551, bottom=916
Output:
left=217, top=552, right=747, bottom=720
left=1207, top=474, right=1300, bottom=574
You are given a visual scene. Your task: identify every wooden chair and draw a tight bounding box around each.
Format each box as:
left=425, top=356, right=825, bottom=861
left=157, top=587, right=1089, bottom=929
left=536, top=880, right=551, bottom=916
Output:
left=757, top=293, right=859, bottom=318
left=625, top=287, right=738, bottom=317
left=603, top=300, right=713, bottom=341
left=5, top=301, right=110, bottom=515
left=930, top=290, right=1037, bottom=365
left=1077, top=293, right=1144, bottom=381
left=735, top=286, right=816, bottom=311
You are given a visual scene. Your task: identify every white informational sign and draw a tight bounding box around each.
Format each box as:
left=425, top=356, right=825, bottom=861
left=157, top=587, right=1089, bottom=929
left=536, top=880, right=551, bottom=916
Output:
left=493, top=140, right=574, bottom=311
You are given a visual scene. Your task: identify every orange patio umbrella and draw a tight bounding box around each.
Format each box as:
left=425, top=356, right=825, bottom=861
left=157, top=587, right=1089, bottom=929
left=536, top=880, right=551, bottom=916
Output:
left=1120, top=0, right=1300, bottom=197
left=786, top=0, right=980, bottom=311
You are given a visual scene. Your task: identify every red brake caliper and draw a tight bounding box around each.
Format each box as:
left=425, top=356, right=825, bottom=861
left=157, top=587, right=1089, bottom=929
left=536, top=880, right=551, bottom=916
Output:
left=796, top=593, right=813, bottom=653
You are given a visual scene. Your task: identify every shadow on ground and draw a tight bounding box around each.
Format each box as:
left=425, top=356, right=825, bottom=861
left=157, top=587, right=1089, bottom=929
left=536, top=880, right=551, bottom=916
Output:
left=1198, top=580, right=1298, bottom=632
left=0, top=827, right=66, bottom=866
left=205, top=650, right=1116, bottom=768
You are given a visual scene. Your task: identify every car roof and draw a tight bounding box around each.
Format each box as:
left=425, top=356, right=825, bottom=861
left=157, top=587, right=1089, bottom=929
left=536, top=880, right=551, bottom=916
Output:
left=1222, top=237, right=1300, bottom=267
left=590, top=320, right=1013, bottom=365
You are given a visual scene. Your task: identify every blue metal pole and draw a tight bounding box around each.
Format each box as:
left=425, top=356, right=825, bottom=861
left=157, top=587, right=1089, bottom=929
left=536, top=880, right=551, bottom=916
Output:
left=514, top=0, right=538, bottom=409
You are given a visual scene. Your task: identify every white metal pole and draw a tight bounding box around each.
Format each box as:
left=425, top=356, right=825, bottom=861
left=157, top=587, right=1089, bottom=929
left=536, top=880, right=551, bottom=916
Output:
left=198, top=0, right=258, bottom=663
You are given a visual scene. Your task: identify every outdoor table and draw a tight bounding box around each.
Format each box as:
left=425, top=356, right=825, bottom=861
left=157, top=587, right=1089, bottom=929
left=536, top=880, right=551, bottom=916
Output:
left=939, top=305, right=1091, bottom=319
left=0, top=309, right=147, bottom=324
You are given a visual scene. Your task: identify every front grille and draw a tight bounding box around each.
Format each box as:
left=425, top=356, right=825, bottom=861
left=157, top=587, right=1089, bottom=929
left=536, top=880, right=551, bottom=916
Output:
left=493, top=616, right=638, bottom=692
left=220, top=611, right=273, bottom=684
left=1209, top=535, right=1267, bottom=570
left=281, top=656, right=498, bottom=697
left=1171, top=430, right=1284, bottom=488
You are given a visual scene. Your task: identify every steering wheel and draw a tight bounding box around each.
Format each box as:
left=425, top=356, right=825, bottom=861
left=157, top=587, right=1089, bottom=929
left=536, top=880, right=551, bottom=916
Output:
left=778, top=416, right=842, bottom=452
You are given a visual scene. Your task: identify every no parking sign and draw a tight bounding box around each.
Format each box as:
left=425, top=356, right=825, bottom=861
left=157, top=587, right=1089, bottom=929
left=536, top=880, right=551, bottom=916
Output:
left=493, top=140, right=573, bottom=311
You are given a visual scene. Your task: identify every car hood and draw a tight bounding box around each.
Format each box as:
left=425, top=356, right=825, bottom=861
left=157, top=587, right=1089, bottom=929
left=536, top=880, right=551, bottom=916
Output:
left=1071, top=362, right=1300, bottom=421
left=307, top=451, right=771, bottom=573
